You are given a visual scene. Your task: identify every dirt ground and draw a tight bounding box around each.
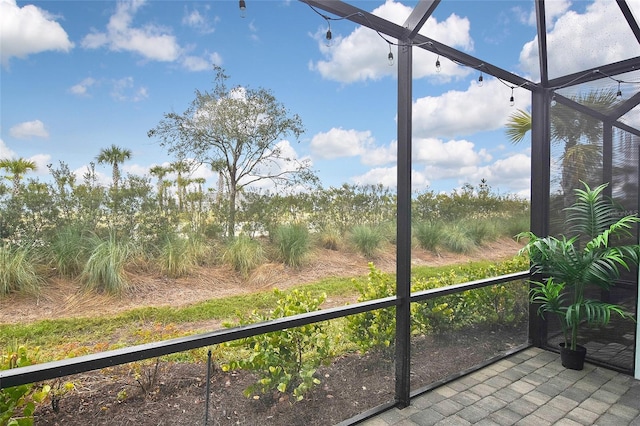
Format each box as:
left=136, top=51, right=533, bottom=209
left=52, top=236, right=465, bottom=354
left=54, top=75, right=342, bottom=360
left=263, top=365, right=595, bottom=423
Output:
left=0, top=238, right=523, bottom=324
left=1, top=238, right=526, bottom=425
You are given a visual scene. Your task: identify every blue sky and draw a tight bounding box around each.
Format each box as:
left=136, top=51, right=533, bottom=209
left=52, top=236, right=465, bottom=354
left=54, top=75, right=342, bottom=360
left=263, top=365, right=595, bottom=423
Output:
left=2, top=0, right=639, bottom=198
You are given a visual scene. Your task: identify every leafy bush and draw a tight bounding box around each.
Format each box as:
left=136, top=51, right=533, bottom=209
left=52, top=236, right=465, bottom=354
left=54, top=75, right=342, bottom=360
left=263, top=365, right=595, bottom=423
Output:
left=222, top=235, right=265, bottom=277
left=223, top=289, right=332, bottom=401
left=346, top=264, right=396, bottom=354
left=273, top=224, right=310, bottom=267
left=0, top=244, right=42, bottom=296
left=412, top=256, right=530, bottom=332
left=414, top=220, right=443, bottom=252
left=81, top=233, right=137, bottom=293
left=350, top=225, right=384, bottom=258
left=1, top=344, right=51, bottom=426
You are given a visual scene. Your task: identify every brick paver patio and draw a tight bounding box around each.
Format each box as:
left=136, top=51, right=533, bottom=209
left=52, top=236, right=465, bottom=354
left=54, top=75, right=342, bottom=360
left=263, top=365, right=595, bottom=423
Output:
left=361, top=347, right=640, bottom=425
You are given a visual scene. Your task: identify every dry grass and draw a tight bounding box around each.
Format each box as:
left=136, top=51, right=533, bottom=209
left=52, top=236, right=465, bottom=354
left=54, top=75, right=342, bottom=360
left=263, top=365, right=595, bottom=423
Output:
left=0, top=238, right=523, bottom=325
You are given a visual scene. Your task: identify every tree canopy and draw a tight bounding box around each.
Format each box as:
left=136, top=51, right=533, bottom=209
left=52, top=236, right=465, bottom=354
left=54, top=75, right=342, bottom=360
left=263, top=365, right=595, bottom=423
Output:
left=148, top=67, right=317, bottom=237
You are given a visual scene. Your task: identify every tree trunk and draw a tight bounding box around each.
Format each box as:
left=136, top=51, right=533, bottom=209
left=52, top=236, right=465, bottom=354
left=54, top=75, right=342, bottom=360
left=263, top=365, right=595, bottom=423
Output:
left=228, top=182, right=237, bottom=238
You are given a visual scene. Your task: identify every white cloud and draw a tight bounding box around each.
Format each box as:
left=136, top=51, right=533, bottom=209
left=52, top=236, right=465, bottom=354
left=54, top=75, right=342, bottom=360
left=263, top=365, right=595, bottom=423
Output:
left=69, top=77, right=97, bottom=96
left=111, top=77, right=148, bottom=102
left=414, top=138, right=491, bottom=168
left=181, top=52, right=222, bottom=72
left=0, top=0, right=73, bottom=68
left=515, top=0, right=571, bottom=28
left=412, top=77, right=530, bottom=139
left=519, top=0, right=640, bottom=80
left=29, top=154, right=52, bottom=175
left=467, top=152, right=531, bottom=196
left=9, top=120, right=49, bottom=139
left=80, top=0, right=221, bottom=72
left=74, top=165, right=111, bottom=187
left=309, top=0, right=473, bottom=83
left=310, top=128, right=375, bottom=159
left=81, top=0, right=181, bottom=62
left=351, top=166, right=430, bottom=190
left=182, top=6, right=218, bottom=34
left=0, top=139, right=16, bottom=159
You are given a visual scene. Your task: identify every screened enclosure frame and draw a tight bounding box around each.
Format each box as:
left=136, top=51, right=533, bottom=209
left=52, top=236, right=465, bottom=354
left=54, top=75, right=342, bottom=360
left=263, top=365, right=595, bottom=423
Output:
left=303, top=0, right=640, bottom=401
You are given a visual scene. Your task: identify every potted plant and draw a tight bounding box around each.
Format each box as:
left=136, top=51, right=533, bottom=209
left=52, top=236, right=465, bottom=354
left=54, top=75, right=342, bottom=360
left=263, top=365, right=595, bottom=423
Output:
left=519, top=182, right=640, bottom=370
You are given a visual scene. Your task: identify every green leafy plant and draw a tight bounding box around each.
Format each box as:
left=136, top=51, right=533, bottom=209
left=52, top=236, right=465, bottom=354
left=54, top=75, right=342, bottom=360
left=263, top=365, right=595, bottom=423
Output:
left=519, top=182, right=640, bottom=352
left=273, top=223, right=310, bottom=267
left=222, top=289, right=331, bottom=401
left=346, top=263, right=396, bottom=353
left=1, top=345, right=51, bottom=426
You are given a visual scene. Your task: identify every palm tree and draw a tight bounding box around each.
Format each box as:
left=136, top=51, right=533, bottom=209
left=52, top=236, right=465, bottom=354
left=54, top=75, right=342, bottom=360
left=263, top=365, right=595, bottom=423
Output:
left=170, top=160, right=192, bottom=212
left=96, top=145, right=132, bottom=192
left=505, top=90, right=618, bottom=195
left=520, top=183, right=640, bottom=367
left=0, top=157, right=37, bottom=195
left=149, top=165, right=170, bottom=209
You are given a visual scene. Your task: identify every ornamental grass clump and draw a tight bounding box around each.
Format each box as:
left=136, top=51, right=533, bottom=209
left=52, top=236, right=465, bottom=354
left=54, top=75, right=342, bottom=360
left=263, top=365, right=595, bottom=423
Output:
left=82, top=233, right=137, bottom=294
left=222, top=235, right=265, bottom=277
left=519, top=182, right=640, bottom=359
left=158, top=233, right=197, bottom=278
left=48, top=224, right=94, bottom=278
left=0, top=243, right=42, bottom=296
left=414, top=220, right=443, bottom=252
left=274, top=223, right=310, bottom=267
left=350, top=224, right=384, bottom=258
left=441, top=223, right=476, bottom=253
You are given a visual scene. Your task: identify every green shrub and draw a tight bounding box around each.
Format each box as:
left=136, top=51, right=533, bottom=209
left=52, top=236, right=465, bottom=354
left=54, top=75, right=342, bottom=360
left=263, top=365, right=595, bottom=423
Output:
left=222, top=235, right=264, bottom=277
left=412, top=256, right=530, bottom=332
left=412, top=271, right=459, bottom=335
left=81, top=234, right=136, bottom=294
left=440, top=223, right=476, bottom=253
left=414, top=220, right=443, bottom=252
left=223, top=289, right=332, bottom=401
left=1, top=344, right=51, bottom=426
left=346, top=264, right=396, bottom=354
left=350, top=225, right=384, bottom=258
left=273, top=224, right=310, bottom=267
left=0, top=244, right=42, bottom=296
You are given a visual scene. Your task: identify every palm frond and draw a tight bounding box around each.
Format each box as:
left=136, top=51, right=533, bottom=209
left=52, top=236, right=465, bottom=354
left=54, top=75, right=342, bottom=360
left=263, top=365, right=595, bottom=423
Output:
left=505, top=109, right=531, bottom=144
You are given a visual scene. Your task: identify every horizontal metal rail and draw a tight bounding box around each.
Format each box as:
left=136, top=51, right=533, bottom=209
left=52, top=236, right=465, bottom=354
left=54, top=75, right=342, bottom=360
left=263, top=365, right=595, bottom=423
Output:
left=0, top=271, right=528, bottom=389
left=410, top=271, right=529, bottom=303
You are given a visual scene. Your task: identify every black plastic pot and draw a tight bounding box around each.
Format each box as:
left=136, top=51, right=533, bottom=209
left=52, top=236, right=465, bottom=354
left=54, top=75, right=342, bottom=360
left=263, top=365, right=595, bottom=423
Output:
left=559, top=343, right=587, bottom=370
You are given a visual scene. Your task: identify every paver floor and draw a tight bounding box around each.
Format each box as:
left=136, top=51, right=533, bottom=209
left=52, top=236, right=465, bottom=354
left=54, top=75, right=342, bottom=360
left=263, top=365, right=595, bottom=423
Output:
left=361, top=347, right=640, bottom=425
